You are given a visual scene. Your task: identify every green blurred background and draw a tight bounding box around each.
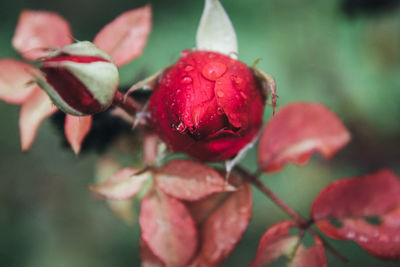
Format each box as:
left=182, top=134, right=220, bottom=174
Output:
left=1, top=0, right=400, bottom=266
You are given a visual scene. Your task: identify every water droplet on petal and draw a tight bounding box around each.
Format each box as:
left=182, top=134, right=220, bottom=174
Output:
left=176, top=121, right=187, bottom=134
left=180, top=49, right=191, bottom=57
left=217, top=107, right=224, bottom=115
left=232, top=75, right=243, bottom=85
left=184, top=65, right=194, bottom=72
left=217, top=90, right=224, bottom=97
left=176, top=88, right=182, bottom=94
left=202, top=61, right=227, bottom=81
left=181, top=75, right=193, bottom=84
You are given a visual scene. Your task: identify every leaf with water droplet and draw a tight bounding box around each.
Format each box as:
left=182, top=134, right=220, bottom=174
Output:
left=311, top=169, right=400, bottom=260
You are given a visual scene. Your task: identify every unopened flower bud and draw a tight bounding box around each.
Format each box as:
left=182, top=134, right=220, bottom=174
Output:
left=36, top=41, right=119, bottom=116
left=149, top=50, right=265, bottom=161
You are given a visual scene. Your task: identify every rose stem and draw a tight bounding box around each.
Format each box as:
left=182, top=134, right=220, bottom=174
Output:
left=113, top=91, right=140, bottom=115
left=235, top=165, right=348, bottom=263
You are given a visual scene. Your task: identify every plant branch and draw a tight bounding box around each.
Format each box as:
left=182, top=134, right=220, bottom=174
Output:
left=113, top=91, right=141, bottom=116
left=235, top=165, right=348, bottom=263
left=235, top=165, right=308, bottom=225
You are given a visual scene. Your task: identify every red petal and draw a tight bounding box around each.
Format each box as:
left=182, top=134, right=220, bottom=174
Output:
left=249, top=221, right=327, bottom=267
left=140, top=239, right=165, bottom=267
left=191, top=182, right=252, bottom=266
left=311, top=169, right=400, bottom=260
left=94, top=5, right=152, bottom=67
left=155, top=159, right=235, bottom=201
left=139, top=190, right=198, bottom=267
left=0, top=59, right=39, bottom=104
left=12, top=10, right=72, bottom=60
left=258, top=102, right=350, bottom=173
left=64, top=115, right=92, bottom=155
left=19, top=88, right=57, bottom=151
left=91, top=168, right=150, bottom=200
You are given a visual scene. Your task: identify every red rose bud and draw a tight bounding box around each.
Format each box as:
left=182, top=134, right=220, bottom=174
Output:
left=36, top=41, right=119, bottom=116
left=149, top=50, right=265, bottom=161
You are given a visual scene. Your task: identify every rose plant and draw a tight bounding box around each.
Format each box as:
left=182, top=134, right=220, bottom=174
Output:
left=1, top=0, right=400, bottom=266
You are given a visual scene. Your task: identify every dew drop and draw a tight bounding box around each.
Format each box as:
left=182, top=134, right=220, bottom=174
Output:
left=180, top=49, right=191, bottom=57
left=346, top=231, right=356, bottom=239
left=175, top=121, right=187, bottom=134
left=232, top=75, right=243, bottom=85
left=184, top=65, right=194, bottom=72
left=217, top=90, right=224, bottom=97
left=358, top=235, right=369, bottom=243
left=181, top=75, right=193, bottom=84
left=217, top=107, right=224, bottom=115
left=240, top=91, right=248, bottom=100
left=176, top=88, right=182, bottom=94
left=202, top=61, right=227, bottom=81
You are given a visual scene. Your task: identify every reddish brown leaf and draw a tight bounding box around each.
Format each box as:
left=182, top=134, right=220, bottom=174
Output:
left=64, top=115, right=92, bottom=155
left=19, top=88, right=57, bottom=151
left=0, top=59, right=39, bottom=104
left=140, top=189, right=198, bottom=267
left=186, top=192, right=229, bottom=225
left=12, top=10, right=72, bottom=60
left=94, top=157, right=135, bottom=224
left=311, top=169, right=400, bottom=260
left=140, top=239, right=165, bottom=267
left=94, top=5, right=152, bottom=67
left=155, top=159, right=235, bottom=202
left=90, top=168, right=150, bottom=200
left=191, top=182, right=252, bottom=266
left=258, top=102, right=350, bottom=173
left=249, top=221, right=327, bottom=267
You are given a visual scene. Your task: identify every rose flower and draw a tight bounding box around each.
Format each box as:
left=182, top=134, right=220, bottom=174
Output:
left=148, top=50, right=265, bottom=161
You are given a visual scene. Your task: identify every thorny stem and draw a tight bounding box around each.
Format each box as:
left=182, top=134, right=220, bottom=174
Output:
left=235, top=165, right=349, bottom=263
left=113, top=91, right=141, bottom=116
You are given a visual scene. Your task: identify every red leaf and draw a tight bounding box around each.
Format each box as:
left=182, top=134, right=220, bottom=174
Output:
left=12, top=10, right=72, bottom=60
left=258, top=102, right=350, bottom=173
left=140, top=189, right=198, bottom=267
left=90, top=168, right=150, bottom=200
left=140, top=239, right=165, bottom=267
left=291, top=235, right=327, bottom=267
left=249, top=221, right=327, bottom=267
left=19, top=88, right=57, bottom=151
left=64, top=115, right=92, bottom=155
left=155, top=159, right=235, bottom=201
left=186, top=192, right=229, bottom=225
left=191, top=182, right=252, bottom=266
left=311, top=169, right=400, bottom=260
left=94, top=5, right=152, bottom=67
left=0, top=59, right=39, bottom=104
